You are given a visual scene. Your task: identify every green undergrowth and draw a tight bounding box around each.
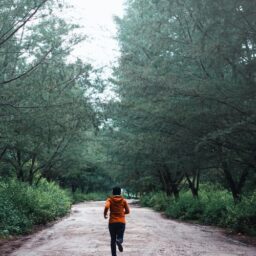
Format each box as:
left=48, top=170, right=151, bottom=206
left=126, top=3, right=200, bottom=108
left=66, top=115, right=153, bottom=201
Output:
left=0, top=179, right=71, bottom=237
left=140, top=188, right=256, bottom=236
left=71, top=191, right=108, bottom=203
left=0, top=178, right=110, bottom=237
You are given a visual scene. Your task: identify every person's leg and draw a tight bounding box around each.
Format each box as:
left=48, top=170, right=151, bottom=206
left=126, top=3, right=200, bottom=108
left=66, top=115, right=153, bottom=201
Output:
left=116, top=223, right=125, bottom=244
left=109, top=223, right=117, bottom=256
left=116, top=223, right=125, bottom=252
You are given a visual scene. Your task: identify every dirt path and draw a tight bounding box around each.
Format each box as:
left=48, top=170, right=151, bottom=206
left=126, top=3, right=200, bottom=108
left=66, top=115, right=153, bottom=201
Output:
left=5, top=201, right=256, bottom=256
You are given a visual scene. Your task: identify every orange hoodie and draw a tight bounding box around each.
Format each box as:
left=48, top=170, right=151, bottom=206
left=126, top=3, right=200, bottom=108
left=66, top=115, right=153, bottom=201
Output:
left=104, top=195, right=130, bottom=224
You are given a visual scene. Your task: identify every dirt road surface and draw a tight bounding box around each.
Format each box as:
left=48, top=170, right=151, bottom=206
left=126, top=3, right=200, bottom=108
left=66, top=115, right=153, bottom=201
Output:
left=6, top=201, right=256, bottom=256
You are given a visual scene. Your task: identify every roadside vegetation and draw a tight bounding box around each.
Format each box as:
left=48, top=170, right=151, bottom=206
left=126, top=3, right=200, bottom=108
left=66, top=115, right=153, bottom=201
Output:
left=140, top=187, right=256, bottom=236
left=71, top=191, right=108, bottom=203
left=0, top=179, right=109, bottom=237
left=0, top=179, right=71, bottom=237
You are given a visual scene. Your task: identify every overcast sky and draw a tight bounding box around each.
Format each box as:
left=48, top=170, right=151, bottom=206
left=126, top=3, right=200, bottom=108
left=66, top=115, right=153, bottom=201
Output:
left=66, top=0, right=124, bottom=69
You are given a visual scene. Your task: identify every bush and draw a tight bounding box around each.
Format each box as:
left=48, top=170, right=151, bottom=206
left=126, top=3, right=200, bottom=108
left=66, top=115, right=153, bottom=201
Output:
left=226, top=193, right=256, bottom=235
left=140, top=192, right=154, bottom=207
left=29, top=180, right=71, bottom=224
left=200, top=190, right=233, bottom=226
left=140, top=187, right=256, bottom=236
left=0, top=195, right=32, bottom=236
left=71, top=191, right=108, bottom=203
left=0, top=179, right=71, bottom=237
left=165, top=192, right=204, bottom=220
left=140, top=192, right=170, bottom=211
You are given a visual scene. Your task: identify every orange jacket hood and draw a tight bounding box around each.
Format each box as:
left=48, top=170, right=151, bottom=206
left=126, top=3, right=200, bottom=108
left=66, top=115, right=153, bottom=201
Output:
left=109, top=195, right=124, bottom=203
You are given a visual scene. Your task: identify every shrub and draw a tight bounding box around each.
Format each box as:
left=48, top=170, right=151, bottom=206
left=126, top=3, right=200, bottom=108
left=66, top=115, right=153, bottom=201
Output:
left=200, top=190, right=233, bottom=226
left=0, top=195, right=32, bottom=236
left=140, top=186, right=256, bottom=236
left=0, top=179, right=71, bottom=237
left=226, top=193, right=256, bottom=235
left=29, top=180, right=71, bottom=224
left=140, top=192, right=169, bottom=211
left=71, top=191, right=108, bottom=203
left=165, top=192, right=204, bottom=220
left=140, top=192, right=155, bottom=207
left=149, top=192, right=169, bottom=211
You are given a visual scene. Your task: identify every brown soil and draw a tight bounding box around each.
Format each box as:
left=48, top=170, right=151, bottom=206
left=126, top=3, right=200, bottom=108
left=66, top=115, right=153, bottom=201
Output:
left=1, top=201, right=255, bottom=256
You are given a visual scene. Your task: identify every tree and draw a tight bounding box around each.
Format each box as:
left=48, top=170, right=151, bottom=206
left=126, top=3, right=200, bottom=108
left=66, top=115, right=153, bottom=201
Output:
left=0, top=1, right=111, bottom=190
left=105, top=0, right=256, bottom=200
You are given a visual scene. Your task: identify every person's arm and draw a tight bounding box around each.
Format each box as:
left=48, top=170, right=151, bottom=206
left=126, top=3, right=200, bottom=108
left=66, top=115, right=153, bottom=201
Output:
left=124, top=200, right=130, bottom=215
left=104, top=199, right=110, bottom=219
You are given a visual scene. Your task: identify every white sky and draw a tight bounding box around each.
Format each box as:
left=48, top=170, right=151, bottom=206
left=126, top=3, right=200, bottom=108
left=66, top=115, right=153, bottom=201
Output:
left=65, top=0, right=124, bottom=70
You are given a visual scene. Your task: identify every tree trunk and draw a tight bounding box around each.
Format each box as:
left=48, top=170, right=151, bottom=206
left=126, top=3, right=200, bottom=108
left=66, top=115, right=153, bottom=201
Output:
left=16, top=150, right=24, bottom=182
left=71, top=184, right=77, bottom=193
left=158, top=168, right=169, bottom=196
left=0, top=146, right=7, bottom=161
left=35, top=175, right=43, bottom=186
left=172, top=184, right=180, bottom=201
left=185, top=170, right=200, bottom=198
left=163, top=164, right=181, bottom=200
left=221, top=161, right=240, bottom=202
left=28, top=154, right=36, bottom=185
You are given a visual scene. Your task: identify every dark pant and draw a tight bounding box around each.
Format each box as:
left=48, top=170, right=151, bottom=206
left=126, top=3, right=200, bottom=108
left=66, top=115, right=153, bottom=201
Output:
left=108, top=222, right=125, bottom=256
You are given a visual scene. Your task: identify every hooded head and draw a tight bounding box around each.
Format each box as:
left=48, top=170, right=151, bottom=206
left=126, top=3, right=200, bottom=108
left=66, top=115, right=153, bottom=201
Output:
left=112, top=186, right=121, bottom=196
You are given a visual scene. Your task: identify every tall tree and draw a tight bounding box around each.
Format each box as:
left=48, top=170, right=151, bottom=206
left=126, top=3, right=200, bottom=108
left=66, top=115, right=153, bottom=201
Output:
left=105, top=0, right=256, bottom=200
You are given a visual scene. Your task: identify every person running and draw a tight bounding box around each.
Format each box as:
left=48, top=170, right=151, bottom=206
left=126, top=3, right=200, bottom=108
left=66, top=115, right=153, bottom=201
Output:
left=104, top=187, right=130, bottom=256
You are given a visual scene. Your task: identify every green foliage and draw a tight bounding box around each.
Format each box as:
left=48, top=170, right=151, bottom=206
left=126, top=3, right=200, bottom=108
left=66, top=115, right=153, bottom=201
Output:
left=0, top=179, right=71, bottom=237
left=0, top=195, right=32, bottom=236
left=226, top=193, right=256, bottom=235
left=71, top=191, right=108, bottom=203
left=140, top=192, right=170, bottom=211
left=165, top=193, right=204, bottom=221
left=106, top=0, right=256, bottom=201
left=200, top=189, right=233, bottom=226
left=140, top=193, right=155, bottom=207
left=0, top=0, right=111, bottom=195
left=141, top=187, right=256, bottom=236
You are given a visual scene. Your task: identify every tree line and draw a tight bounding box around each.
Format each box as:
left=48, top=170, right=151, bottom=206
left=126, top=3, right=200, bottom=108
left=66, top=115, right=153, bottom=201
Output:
left=104, top=0, right=256, bottom=202
left=0, top=0, right=112, bottom=193
left=1, top=0, right=255, bottom=202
